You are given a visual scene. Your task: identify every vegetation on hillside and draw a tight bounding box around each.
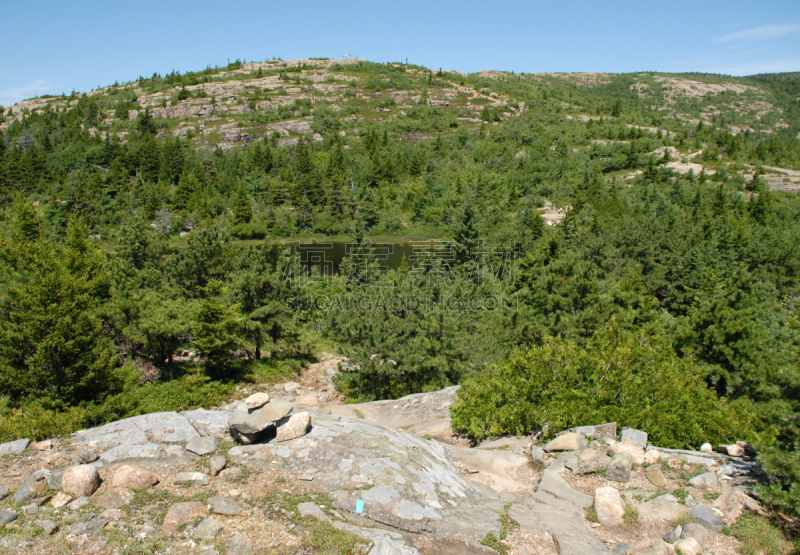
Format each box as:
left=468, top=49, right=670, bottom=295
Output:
left=1, top=59, right=800, bottom=532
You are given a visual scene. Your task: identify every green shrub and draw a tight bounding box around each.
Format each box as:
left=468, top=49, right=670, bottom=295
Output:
left=450, top=328, right=762, bottom=447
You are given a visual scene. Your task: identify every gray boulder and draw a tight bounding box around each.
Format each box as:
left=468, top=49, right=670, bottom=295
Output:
left=12, top=480, right=45, bottom=504
left=229, top=399, right=293, bottom=444
left=210, top=455, right=227, bottom=476
left=209, top=496, right=244, bottom=515
left=194, top=518, right=223, bottom=541
left=174, top=472, right=209, bottom=486
left=0, top=439, right=30, bottom=455
left=70, top=517, right=107, bottom=535
left=681, top=521, right=710, bottom=545
left=620, top=428, right=648, bottom=449
left=186, top=436, right=218, bottom=456
left=689, top=504, right=724, bottom=531
left=0, top=510, right=18, bottom=526
left=688, top=472, right=718, bottom=490
left=606, top=452, right=634, bottom=482
left=38, top=519, right=59, bottom=535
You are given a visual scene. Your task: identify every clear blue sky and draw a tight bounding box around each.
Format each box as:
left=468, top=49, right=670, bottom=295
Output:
left=2, top=0, right=799, bottom=106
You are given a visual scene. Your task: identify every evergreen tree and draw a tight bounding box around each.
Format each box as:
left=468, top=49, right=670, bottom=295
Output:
left=232, top=187, right=253, bottom=225
left=453, top=201, right=479, bottom=264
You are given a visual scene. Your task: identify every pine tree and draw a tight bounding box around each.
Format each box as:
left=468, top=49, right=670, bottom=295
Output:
left=453, top=201, right=479, bottom=264
left=232, top=187, right=253, bottom=225
left=191, top=280, right=241, bottom=371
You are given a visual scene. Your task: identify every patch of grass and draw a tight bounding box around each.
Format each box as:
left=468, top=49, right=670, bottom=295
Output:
left=623, top=503, right=639, bottom=525
left=119, top=538, right=167, bottom=555
left=673, top=488, right=689, bottom=504
left=586, top=506, right=599, bottom=523
left=703, top=492, right=721, bottom=501
left=674, top=511, right=692, bottom=527
left=302, top=520, right=367, bottom=554
left=481, top=503, right=513, bottom=555
left=730, top=514, right=792, bottom=555
left=353, top=409, right=365, bottom=419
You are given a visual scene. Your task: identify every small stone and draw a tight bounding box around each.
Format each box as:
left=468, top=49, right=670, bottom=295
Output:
left=210, top=455, right=227, bottom=476
left=94, top=490, right=132, bottom=509
left=606, top=452, right=634, bottom=483
left=681, top=522, right=710, bottom=546
left=644, top=449, right=660, bottom=464
left=674, top=538, right=702, bottom=555
left=61, top=465, right=101, bottom=497
left=720, top=444, right=745, bottom=457
left=594, top=486, right=625, bottom=527
left=543, top=432, right=581, bottom=452
left=110, top=465, right=159, bottom=489
left=194, top=517, right=223, bottom=540
left=607, top=440, right=645, bottom=465
left=689, top=505, right=724, bottom=531
left=700, top=443, right=713, bottom=453
left=162, top=502, right=206, bottom=534
left=0, top=510, right=18, bottom=526
left=186, top=436, right=218, bottom=456
left=669, top=459, right=684, bottom=470
left=209, top=496, right=244, bottom=515
left=645, top=465, right=667, bottom=488
left=244, top=392, right=270, bottom=409
left=219, top=468, right=242, bottom=481
left=35, top=440, right=53, bottom=451
left=78, top=450, right=99, bottom=464
left=297, top=502, right=332, bottom=522
left=228, top=489, right=242, bottom=498
left=51, top=492, right=72, bottom=508
left=663, top=525, right=682, bottom=543
left=70, top=518, right=107, bottom=536
left=688, top=472, right=719, bottom=490
left=100, top=508, right=125, bottom=521
left=275, top=412, right=312, bottom=443
left=613, top=543, right=631, bottom=554
left=0, top=485, right=7, bottom=500
left=23, top=503, right=38, bottom=515
left=530, top=446, right=546, bottom=467
left=39, top=519, right=58, bottom=535
left=685, top=495, right=696, bottom=505
left=619, top=427, right=648, bottom=449
left=174, top=472, right=209, bottom=486
left=226, top=532, right=255, bottom=555
left=283, top=381, right=301, bottom=393
left=12, top=480, right=45, bottom=504
left=67, top=496, right=90, bottom=511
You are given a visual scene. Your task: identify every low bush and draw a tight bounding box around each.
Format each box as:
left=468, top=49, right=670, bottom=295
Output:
left=450, top=327, right=763, bottom=448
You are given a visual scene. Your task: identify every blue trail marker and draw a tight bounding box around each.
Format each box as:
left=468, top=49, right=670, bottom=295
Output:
left=355, top=500, right=364, bottom=514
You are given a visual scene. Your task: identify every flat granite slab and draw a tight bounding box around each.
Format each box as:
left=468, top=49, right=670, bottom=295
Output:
left=228, top=413, right=503, bottom=543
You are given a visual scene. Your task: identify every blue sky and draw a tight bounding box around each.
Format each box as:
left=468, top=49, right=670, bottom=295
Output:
left=2, top=0, right=799, bottom=106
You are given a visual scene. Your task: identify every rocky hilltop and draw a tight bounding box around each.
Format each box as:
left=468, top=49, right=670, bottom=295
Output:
left=0, top=356, right=764, bottom=555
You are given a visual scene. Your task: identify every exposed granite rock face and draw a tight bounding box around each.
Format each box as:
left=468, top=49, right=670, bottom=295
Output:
left=509, top=453, right=608, bottom=555
left=328, top=386, right=461, bottom=444
left=71, top=411, right=201, bottom=448
left=228, top=414, right=503, bottom=542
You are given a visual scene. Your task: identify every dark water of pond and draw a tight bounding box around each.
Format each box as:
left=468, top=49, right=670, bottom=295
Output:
left=264, top=239, right=452, bottom=277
